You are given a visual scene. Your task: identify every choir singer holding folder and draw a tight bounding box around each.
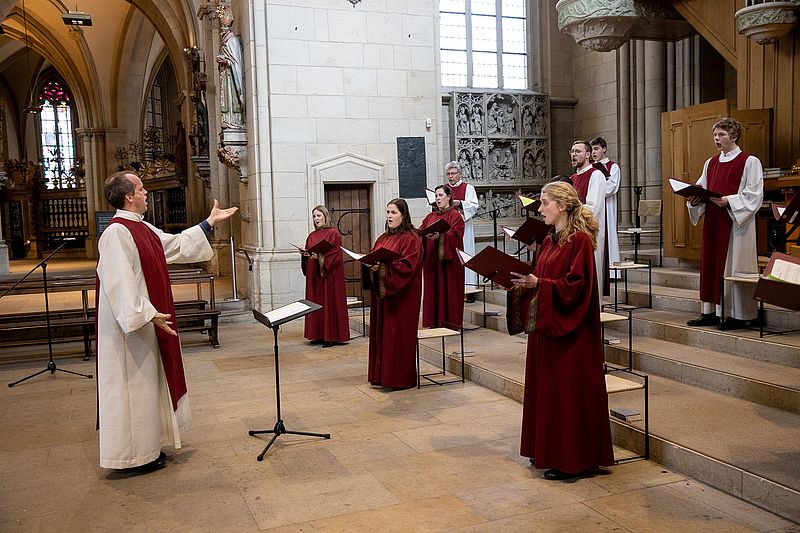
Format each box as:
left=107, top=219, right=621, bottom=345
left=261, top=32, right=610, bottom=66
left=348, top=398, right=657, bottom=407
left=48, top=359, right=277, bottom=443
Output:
left=421, top=184, right=465, bottom=328
left=685, top=117, right=764, bottom=330
left=300, top=205, right=349, bottom=347
left=365, top=199, right=423, bottom=390
left=508, top=181, right=614, bottom=481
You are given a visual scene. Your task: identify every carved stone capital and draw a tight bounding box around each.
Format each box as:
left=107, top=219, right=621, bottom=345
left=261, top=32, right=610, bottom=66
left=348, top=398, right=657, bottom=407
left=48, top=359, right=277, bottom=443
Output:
left=556, top=0, right=644, bottom=52
left=191, top=155, right=211, bottom=187
left=736, top=2, right=799, bottom=45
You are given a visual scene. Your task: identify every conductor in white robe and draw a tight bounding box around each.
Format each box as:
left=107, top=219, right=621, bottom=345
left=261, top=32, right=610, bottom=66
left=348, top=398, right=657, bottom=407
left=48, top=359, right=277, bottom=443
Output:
left=686, top=118, right=763, bottom=330
left=96, top=171, right=237, bottom=471
left=445, top=161, right=480, bottom=291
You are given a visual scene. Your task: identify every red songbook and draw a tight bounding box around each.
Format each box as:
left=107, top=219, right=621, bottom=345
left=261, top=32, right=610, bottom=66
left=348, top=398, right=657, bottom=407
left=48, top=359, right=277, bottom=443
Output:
left=501, top=217, right=552, bottom=246
left=417, top=217, right=451, bottom=235
left=305, top=238, right=335, bottom=254
left=668, top=178, right=722, bottom=201
left=775, top=190, right=800, bottom=225
left=341, top=246, right=400, bottom=266
left=458, top=247, right=534, bottom=290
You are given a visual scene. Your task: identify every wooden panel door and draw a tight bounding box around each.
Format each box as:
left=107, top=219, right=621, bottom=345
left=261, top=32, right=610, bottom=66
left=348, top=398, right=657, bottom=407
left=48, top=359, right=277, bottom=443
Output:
left=325, top=185, right=372, bottom=304
left=662, top=99, right=729, bottom=261
left=732, top=108, right=772, bottom=166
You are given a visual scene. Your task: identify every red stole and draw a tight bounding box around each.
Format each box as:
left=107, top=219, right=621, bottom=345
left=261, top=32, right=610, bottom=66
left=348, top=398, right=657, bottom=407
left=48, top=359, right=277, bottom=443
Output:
left=105, top=217, right=187, bottom=410
left=570, top=168, right=592, bottom=203
left=450, top=181, right=468, bottom=202
left=604, top=160, right=615, bottom=174
left=700, top=152, right=749, bottom=304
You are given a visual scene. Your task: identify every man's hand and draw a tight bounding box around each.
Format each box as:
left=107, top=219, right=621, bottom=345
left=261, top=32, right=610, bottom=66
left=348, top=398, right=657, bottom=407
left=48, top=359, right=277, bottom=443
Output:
left=710, top=196, right=729, bottom=208
left=205, top=199, right=238, bottom=227
left=152, top=312, right=177, bottom=336
left=687, top=195, right=702, bottom=206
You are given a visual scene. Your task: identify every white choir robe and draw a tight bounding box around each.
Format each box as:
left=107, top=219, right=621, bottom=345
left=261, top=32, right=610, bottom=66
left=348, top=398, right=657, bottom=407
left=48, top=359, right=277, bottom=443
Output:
left=575, top=164, right=607, bottom=290
left=458, top=181, right=480, bottom=288
left=687, top=148, right=764, bottom=320
left=600, top=157, right=621, bottom=274
left=96, top=209, right=213, bottom=469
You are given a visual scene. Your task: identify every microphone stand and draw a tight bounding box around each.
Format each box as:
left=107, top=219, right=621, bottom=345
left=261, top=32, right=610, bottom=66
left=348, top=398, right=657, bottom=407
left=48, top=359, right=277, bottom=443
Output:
left=5, top=241, right=94, bottom=387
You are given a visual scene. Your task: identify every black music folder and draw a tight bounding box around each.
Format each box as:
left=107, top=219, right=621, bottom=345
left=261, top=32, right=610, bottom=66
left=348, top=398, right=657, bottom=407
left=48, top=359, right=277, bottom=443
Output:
left=417, top=217, right=451, bottom=235
left=458, top=247, right=533, bottom=290
left=341, top=246, right=400, bottom=266
left=668, top=178, right=722, bottom=201
left=501, top=217, right=552, bottom=246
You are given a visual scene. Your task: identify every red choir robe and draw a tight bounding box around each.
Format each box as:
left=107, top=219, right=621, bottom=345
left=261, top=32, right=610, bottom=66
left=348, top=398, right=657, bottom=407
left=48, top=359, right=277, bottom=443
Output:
left=700, top=152, right=749, bottom=304
left=510, top=230, right=614, bottom=473
left=367, top=230, right=423, bottom=389
left=302, top=226, right=350, bottom=343
left=421, top=207, right=465, bottom=328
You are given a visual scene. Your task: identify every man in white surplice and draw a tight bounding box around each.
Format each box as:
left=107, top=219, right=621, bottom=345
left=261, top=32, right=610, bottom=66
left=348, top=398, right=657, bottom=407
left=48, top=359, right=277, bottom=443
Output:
left=445, top=161, right=480, bottom=291
left=96, top=171, right=237, bottom=471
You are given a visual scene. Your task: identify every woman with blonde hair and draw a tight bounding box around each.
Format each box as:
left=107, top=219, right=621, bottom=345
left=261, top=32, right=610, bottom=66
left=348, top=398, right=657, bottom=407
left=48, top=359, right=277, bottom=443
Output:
left=509, top=180, right=614, bottom=481
left=301, top=205, right=349, bottom=347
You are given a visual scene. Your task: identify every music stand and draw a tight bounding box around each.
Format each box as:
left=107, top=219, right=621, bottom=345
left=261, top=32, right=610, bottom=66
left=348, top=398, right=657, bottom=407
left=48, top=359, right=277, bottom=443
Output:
left=249, top=300, right=330, bottom=460
left=4, top=241, right=93, bottom=387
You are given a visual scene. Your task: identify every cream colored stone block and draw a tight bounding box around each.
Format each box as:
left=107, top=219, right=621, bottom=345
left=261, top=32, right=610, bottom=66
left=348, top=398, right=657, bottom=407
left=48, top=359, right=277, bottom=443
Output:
left=366, top=143, right=397, bottom=165
left=274, top=196, right=312, bottom=223
left=337, top=143, right=368, bottom=155
left=407, top=70, right=435, bottom=97
left=346, top=96, right=371, bottom=118
left=393, top=46, right=411, bottom=70
left=402, top=97, right=434, bottom=119
left=297, top=66, right=344, bottom=95
left=328, top=10, right=366, bottom=43
left=379, top=119, right=410, bottom=143
left=270, top=117, right=316, bottom=143
left=269, top=65, right=298, bottom=94
left=368, top=97, right=405, bottom=119
left=269, top=39, right=310, bottom=66
left=314, top=8, right=328, bottom=41
left=305, top=143, right=341, bottom=163
left=411, top=46, right=434, bottom=71
left=366, top=13, right=403, bottom=45
left=402, top=14, right=434, bottom=47
left=271, top=172, right=308, bottom=199
left=309, top=41, right=364, bottom=68
left=364, top=44, right=381, bottom=68
left=377, top=70, right=407, bottom=97
left=342, top=68, right=378, bottom=96
left=379, top=44, right=394, bottom=68
left=406, top=0, right=436, bottom=16
left=317, top=118, right=379, bottom=144
left=269, top=95, right=308, bottom=118
left=307, top=96, right=348, bottom=118
left=271, top=144, right=308, bottom=173
left=266, top=5, right=316, bottom=40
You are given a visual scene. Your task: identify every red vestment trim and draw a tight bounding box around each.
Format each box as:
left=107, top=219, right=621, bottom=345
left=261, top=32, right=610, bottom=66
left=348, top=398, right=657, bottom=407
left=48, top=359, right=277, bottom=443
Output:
left=104, top=218, right=187, bottom=410
left=700, top=152, right=749, bottom=304
left=570, top=170, right=590, bottom=203
left=450, top=181, right=468, bottom=202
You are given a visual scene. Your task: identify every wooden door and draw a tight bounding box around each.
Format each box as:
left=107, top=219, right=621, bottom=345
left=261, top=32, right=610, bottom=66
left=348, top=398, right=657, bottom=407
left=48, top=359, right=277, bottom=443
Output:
left=325, top=185, right=372, bottom=304
left=662, top=101, right=771, bottom=261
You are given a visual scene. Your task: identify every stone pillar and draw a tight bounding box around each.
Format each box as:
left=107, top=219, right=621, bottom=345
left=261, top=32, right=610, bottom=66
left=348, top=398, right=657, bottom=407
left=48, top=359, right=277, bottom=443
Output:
left=643, top=41, right=665, bottom=201
left=617, top=43, right=632, bottom=226
left=76, top=127, right=113, bottom=258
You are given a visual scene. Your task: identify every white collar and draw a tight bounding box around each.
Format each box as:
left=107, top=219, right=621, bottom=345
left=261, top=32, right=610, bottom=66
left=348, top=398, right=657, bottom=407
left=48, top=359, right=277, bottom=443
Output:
left=599, top=157, right=610, bottom=164
left=575, top=164, right=594, bottom=175
left=449, top=179, right=464, bottom=187
left=719, top=147, right=742, bottom=161
left=114, top=209, right=144, bottom=222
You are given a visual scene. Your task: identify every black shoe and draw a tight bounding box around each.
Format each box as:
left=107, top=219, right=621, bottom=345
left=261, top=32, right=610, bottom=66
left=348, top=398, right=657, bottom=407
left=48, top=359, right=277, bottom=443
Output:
left=126, top=456, right=166, bottom=474
left=309, top=339, right=324, bottom=345
left=543, top=468, right=584, bottom=481
left=528, top=458, right=535, bottom=466
left=686, top=313, right=720, bottom=327
left=322, top=341, right=335, bottom=348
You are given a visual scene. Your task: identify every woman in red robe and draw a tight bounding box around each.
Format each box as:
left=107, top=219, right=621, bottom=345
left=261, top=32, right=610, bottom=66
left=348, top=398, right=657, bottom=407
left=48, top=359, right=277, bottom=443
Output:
left=301, top=205, right=350, bottom=347
left=509, top=181, right=614, bottom=480
left=421, top=184, right=465, bottom=328
left=367, top=198, right=423, bottom=389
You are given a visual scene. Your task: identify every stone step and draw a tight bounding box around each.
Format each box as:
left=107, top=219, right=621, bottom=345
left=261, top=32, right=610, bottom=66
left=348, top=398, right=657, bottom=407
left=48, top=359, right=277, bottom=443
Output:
left=605, top=308, right=800, bottom=369
left=602, top=335, right=800, bottom=413
left=409, top=324, right=800, bottom=523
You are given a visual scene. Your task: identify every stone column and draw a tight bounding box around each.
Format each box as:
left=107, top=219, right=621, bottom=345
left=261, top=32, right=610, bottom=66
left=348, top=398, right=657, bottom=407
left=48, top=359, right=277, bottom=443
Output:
left=617, top=43, right=632, bottom=226
left=76, top=127, right=112, bottom=258
left=643, top=41, right=666, bottom=201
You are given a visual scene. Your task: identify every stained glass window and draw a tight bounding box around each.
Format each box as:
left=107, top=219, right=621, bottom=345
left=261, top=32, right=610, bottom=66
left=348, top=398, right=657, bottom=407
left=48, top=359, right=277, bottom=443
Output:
left=38, top=79, right=76, bottom=189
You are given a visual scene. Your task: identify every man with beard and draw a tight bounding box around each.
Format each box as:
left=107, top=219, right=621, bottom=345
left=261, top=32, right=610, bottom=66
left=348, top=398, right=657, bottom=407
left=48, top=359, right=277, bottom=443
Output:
left=568, top=140, right=607, bottom=293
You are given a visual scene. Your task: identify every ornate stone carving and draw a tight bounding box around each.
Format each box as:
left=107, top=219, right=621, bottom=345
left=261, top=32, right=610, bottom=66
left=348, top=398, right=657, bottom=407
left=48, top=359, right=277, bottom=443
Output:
left=216, top=3, right=245, bottom=130
left=736, top=2, right=799, bottom=45
left=217, top=145, right=241, bottom=171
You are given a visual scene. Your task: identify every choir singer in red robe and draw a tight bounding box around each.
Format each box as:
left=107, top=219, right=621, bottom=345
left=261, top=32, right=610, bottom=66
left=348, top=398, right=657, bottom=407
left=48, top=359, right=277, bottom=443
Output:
left=367, top=199, right=423, bottom=390
left=421, top=184, right=465, bottom=328
left=301, top=205, right=350, bottom=347
left=509, top=181, right=614, bottom=481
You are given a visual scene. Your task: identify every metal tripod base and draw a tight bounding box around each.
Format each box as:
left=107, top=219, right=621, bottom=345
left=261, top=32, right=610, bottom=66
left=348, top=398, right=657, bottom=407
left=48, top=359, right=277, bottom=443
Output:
left=248, top=419, right=330, bottom=461
left=8, top=359, right=93, bottom=388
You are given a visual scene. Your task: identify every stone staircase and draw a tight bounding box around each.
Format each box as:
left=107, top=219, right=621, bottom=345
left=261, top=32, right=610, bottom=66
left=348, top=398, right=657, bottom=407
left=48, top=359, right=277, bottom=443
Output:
left=411, top=264, right=800, bottom=523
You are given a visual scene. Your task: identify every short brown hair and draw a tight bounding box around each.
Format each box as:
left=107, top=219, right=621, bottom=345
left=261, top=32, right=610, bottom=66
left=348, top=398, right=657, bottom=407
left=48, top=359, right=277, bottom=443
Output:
left=712, top=117, right=742, bottom=143
left=104, top=171, right=136, bottom=209
left=571, top=140, right=592, bottom=153
left=590, top=137, right=607, bottom=150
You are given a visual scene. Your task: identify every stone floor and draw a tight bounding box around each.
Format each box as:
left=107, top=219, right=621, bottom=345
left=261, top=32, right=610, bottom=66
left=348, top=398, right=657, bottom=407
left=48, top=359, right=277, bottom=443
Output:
left=1, top=318, right=797, bottom=532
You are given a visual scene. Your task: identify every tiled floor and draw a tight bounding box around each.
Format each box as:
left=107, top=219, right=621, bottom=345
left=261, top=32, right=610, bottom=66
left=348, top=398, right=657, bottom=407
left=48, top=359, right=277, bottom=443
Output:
left=0, top=318, right=796, bottom=532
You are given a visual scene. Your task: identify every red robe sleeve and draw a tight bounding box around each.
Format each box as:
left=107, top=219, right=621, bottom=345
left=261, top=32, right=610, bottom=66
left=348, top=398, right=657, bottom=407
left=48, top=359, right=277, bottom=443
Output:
left=439, top=209, right=465, bottom=261
left=318, top=228, right=344, bottom=278
left=374, top=232, right=423, bottom=299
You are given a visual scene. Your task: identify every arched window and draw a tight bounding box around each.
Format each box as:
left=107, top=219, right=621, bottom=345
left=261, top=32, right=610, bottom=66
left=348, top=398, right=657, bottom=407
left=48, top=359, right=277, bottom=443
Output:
left=144, top=59, right=177, bottom=162
left=38, top=78, right=77, bottom=188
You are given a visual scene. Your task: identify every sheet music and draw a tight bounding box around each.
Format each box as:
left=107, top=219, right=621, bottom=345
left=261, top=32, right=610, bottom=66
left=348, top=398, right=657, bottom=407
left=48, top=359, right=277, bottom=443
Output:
left=340, top=246, right=364, bottom=261
left=457, top=250, right=473, bottom=265
left=668, top=178, right=690, bottom=194
left=501, top=226, right=517, bottom=239
left=519, top=195, right=537, bottom=208
left=265, top=301, right=312, bottom=324
left=768, top=259, right=800, bottom=285
left=425, top=188, right=436, bottom=204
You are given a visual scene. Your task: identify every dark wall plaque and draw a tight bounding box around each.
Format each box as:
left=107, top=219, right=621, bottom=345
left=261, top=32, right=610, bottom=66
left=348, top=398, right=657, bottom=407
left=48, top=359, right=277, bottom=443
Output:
left=397, top=137, right=426, bottom=199
left=95, top=211, right=116, bottom=237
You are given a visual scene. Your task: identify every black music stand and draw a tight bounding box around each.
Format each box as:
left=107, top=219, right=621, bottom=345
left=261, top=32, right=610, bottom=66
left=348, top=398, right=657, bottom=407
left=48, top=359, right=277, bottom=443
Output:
left=249, top=300, right=330, bottom=460
left=4, top=241, right=93, bottom=387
